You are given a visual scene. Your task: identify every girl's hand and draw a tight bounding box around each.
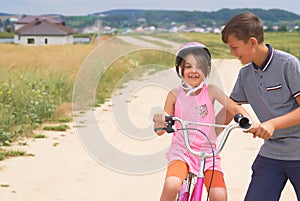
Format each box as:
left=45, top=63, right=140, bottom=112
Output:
left=153, top=113, right=167, bottom=135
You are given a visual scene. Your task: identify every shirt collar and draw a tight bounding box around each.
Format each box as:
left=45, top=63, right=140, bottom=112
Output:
left=252, top=44, right=274, bottom=72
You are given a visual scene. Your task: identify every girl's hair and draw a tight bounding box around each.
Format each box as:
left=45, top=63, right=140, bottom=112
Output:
left=175, top=42, right=211, bottom=78
left=221, top=12, right=264, bottom=44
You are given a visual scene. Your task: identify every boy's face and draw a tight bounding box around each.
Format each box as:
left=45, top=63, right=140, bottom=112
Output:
left=226, top=35, right=254, bottom=64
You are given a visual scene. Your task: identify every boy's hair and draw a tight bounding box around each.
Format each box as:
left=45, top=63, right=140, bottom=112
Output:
left=221, top=12, right=264, bottom=44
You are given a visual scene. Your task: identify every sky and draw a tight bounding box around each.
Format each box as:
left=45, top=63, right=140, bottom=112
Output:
left=2, top=0, right=300, bottom=16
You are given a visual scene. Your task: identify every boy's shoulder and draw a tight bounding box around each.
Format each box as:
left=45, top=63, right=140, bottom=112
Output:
left=239, top=62, right=253, bottom=73
left=272, top=49, right=300, bottom=70
left=274, top=49, right=299, bottom=61
left=240, top=46, right=299, bottom=74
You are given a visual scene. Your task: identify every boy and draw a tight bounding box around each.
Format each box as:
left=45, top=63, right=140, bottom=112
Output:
left=221, top=12, right=300, bottom=200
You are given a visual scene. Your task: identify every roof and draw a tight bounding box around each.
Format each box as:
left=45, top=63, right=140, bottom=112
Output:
left=15, top=19, right=74, bottom=36
left=14, top=15, right=64, bottom=25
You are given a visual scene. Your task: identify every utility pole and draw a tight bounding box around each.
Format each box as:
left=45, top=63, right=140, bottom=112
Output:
left=97, top=15, right=102, bottom=43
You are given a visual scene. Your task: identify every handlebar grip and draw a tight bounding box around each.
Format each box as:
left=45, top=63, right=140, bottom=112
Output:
left=154, top=116, right=175, bottom=133
left=165, top=116, right=175, bottom=133
left=234, top=114, right=252, bottom=130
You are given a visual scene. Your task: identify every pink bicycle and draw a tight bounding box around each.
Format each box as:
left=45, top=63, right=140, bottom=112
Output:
left=157, top=114, right=252, bottom=201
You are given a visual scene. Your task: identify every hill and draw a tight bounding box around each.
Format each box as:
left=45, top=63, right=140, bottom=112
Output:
left=87, top=8, right=300, bottom=29
left=1, top=8, right=300, bottom=32
left=95, top=8, right=300, bottom=22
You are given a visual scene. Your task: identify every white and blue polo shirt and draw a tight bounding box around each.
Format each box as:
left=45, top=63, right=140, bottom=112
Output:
left=230, top=44, right=300, bottom=160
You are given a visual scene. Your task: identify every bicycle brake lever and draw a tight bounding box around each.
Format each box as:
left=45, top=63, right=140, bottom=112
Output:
left=165, top=116, right=175, bottom=133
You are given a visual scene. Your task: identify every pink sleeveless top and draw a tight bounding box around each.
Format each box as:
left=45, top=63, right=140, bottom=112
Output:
left=166, top=84, right=222, bottom=174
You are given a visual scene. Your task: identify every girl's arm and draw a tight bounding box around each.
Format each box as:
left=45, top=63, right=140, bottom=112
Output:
left=208, top=84, right=254, bottom=135
left=215, top=107, right=234, bottom=135
left=164, top=89, right=177, bottom=115
left=153, top=89, right=177, bottom=135
left=209, top=84, right=250, bottom=118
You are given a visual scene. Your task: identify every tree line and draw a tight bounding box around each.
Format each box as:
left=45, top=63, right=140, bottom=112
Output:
left=89, top=8, right=300, bottom=30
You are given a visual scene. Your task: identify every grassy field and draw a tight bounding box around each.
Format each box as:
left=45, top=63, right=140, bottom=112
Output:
left=152, top=31, right=300, bottom=59
left=0, top=32, right=299, bottom=148
left=0, top=44, right=98, bottom=145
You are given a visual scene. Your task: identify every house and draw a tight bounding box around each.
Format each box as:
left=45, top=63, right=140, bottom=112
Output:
left=14, top=16, right=74, bottom=45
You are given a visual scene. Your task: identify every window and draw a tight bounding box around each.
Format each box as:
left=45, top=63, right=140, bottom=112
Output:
left=27, top=38, right=35, bottom=44
left=44, top=38, right=48, bottom=44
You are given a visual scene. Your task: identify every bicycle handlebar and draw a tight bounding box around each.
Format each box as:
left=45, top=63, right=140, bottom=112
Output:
left=233, top=113, right=252, bottom=130
left=156, top=114, right=252, bottom=158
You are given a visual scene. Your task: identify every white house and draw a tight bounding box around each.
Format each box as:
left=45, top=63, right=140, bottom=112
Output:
left=14, top=16, right=74, bottom=45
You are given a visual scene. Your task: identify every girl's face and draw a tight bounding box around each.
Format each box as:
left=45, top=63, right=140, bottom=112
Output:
left=182, top=53, right=205, bottom=87
left=226, top=35, right=254, bottom=65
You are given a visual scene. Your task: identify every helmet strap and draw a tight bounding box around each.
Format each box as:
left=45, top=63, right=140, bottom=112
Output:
left=181, top=80, right=206, bottom=96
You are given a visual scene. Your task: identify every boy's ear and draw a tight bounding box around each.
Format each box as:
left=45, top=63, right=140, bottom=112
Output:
left=249, top=37, right=258, bottom=46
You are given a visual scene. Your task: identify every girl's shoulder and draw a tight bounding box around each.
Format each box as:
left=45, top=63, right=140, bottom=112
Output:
left=165, top=88, right=178, bottom=110
left=207, top=83, right=222, bottom=92
left=207, top=83, right=218, bottom=90
left=207, top=83, right=223, bottom=101
left=168, top=88, right=178, bottom=100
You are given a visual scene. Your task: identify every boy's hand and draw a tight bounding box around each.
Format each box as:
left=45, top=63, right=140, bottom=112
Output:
left=248, top=122, right=275, bottom=139
left=244, top=122, right=258, bottom=138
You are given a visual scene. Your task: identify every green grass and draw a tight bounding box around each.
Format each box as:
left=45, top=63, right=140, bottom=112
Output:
left=0, top=70, right=70, bottom=142
left=183, top=32, right=300, bottom=59
left=0, top=32, right=14, bottom=38
left=0, top=149, right=26, bottom=161
left=34, top=134, right=47, bottom=138
left=264, top=32, right=300, bottom=59
left=49, top=118, right=73, bottom=123
left=0, top=130, right=13, bottom=146
left=43, top=124, right=70, bottom=131
left=95, top=48, right=174, bottom=105
left=184, top=32, right=232, bottom=58
left=145, top=31, right=300, bottom=59
left=0, top=43, right=95, bottom=146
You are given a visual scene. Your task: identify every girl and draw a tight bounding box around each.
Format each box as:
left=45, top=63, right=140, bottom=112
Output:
left=154, top=42, right=251, bottom=201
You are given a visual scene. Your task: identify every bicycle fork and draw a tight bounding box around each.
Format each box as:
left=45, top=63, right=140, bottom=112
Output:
left=178, top=158, right=206, bottom=201
left=190, top=158, right=205, bottom=201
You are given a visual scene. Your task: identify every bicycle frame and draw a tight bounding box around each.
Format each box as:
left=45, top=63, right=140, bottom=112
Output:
left=162, top=114, right=251, bottom=201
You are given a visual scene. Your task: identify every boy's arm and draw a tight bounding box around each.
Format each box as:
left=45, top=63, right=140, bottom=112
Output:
left=253, top=96, right=300, bottom=139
